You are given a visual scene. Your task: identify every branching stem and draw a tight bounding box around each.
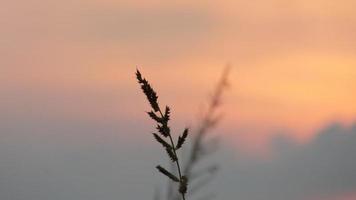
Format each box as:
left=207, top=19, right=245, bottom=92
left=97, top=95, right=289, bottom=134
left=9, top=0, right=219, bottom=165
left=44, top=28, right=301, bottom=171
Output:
left=158, top=109, right=186, bottom=200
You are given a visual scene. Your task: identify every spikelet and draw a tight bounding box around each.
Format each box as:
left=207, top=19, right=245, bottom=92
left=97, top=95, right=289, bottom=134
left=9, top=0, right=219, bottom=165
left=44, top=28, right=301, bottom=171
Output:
left=152, top=133, right=171, bottom=149
left=176, top=128, right=189, bottom=150
left=156, top=124, right=170, bottom=137
left=136, top=70, right=159, bottom=112
left=156, top=165, right=179, bottom=182
left=179, top=176, right=188, bottom=195
left=163, top=106, right=170, bottom=122
left=165, top=147, right=177, bottom=162
left=147, top=111, right=163, bottom=123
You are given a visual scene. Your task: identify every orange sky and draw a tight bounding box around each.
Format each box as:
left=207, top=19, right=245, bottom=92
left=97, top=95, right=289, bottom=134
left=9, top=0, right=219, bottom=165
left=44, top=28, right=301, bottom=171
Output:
left=1, top=0, right=356, bottom=151
left=2, top=1, right=356, bottom=200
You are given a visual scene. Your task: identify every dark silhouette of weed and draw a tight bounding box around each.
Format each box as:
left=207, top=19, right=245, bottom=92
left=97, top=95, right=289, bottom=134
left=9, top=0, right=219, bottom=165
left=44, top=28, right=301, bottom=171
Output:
left=136, top=69, right=189, bottom=200
left=152, top=66, right=230, bottom=200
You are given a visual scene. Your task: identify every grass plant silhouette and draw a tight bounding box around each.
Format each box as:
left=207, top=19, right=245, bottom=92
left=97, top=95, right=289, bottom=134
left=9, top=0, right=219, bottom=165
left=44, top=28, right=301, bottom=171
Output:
left=148, top=66, right=230, bottom=200
left=136, top=69, right=189, bottom=200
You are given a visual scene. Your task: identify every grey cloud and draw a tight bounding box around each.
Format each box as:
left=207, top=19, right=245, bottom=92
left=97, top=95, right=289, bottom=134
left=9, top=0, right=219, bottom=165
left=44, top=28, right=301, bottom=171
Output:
left=216, top=122, right=356, bottom=200
left=0, top=116, right=161, bottom=200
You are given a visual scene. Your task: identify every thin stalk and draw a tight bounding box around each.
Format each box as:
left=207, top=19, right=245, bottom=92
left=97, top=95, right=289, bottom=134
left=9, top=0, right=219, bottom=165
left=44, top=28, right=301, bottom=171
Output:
left=158, top=109, right=186, bottom=200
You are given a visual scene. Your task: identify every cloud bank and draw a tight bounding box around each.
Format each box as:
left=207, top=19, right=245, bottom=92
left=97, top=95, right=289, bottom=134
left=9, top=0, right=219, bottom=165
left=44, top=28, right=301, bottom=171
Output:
left=217, top=122, right=356, bottom=200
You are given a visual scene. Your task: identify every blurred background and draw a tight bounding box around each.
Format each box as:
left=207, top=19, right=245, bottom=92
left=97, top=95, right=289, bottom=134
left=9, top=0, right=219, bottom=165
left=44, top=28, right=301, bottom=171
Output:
left=1, top=1, right=356, bottom=200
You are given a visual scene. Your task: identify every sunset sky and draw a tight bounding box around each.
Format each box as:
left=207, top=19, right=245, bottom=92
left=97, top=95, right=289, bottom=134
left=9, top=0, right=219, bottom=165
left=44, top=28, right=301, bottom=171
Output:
left=1, top=1, right=356, bottom=200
